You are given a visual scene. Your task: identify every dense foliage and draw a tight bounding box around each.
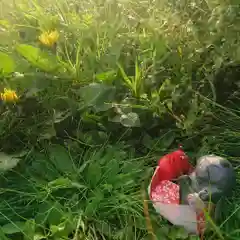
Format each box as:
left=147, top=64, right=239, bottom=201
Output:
left=0, top=0, right=240, bottom=239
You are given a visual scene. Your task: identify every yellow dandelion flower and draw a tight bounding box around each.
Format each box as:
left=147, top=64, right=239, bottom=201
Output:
left=0, top=88, right=18, bottom=103
left=39, top=30, right=59, bottom=47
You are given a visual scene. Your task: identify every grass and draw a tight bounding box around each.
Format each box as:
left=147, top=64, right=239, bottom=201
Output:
left=0, top=144, right=151, bottom=239
left=0, top=0, right=240, bottom=239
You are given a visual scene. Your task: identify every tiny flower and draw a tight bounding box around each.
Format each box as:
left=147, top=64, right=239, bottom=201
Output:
left=0, top=88, right=18, bottom=103
left=39, top=30, right=59, bottom=47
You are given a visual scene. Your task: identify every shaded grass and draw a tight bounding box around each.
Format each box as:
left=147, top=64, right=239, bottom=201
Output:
left=0, top=144, right=155, bottom=239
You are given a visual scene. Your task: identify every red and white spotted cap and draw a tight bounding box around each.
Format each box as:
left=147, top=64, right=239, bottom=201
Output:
left=149, top=178, right=205, bottom=234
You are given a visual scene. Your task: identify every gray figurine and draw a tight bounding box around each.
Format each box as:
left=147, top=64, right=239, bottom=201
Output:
left=178, top=155, right=236, bottom=222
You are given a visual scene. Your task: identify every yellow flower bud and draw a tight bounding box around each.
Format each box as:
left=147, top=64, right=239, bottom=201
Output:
left=39, top=30, right=59, bottom=47
left=0, top=88, right=18, bottom=103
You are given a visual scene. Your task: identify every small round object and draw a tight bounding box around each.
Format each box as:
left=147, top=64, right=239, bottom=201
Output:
left=190, top=155, right=236, bottom=203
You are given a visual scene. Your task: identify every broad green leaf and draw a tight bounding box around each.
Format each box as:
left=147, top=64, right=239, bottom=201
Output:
left=48, top=177, right=86, bottom=190
left=48, top=177, right=72, bottom=189
left=10, top=73, right=52, bottom=92
left=50, top=224, right=65, bottom=235
left=143, top=131, right=175, bottom=151
left=122, top=161, right=143, bottom=176
left=95, top=70, right=116, bottom=82
left=0, top=152, right=21, bottom=172
left=36, top=202, right=63, bottom=226
left=158, top=226, right=169, bottom=235
left=87, top=162, right=102, bottom=187
left=170, top=227, right=188, bottom=239
left=1, top=221, right=25, bottom=234
left=53, top=110, right=72, bottom=123
left=103, top=158, right=120, bottom=184
left=155, top=226, right=168, bottom=240
left=16, top=44, right=60, bottom=72
left=155, top=38, right=168, bottom=57
left=0, top=52, right=15, bottom=74
left=11, top=151, right=27, bottom=158
left=120, top=112, right=141, bottom=127
left=160, top=131, right=176, bottom=149
left=23, top=219, right=36, bottom=240
left=80, top=131, right=108, bottom=145
left=30, top=152, right=59, bottom=181
left=50, top=219, right=75, bottom=238
left=182, top=97, right=199, bottom=132
left=79, top=83, right=116, bottom=112
left=84, top=200, right=97, bottom=217
left=48, top=145, right=75, bottom=173
left=34, top=234, right=46, bottom=240
left=189, top=236, right=200, bottom=240
left=0, top=20, right=10, bottom=28
left=85, top=190, right=104, bottom=216
left=39, top=124, right=56, bottom=140
left=213, top=56, right=223, bottom=69
left=0, top=229, right=9, bottom=240
left=142, top=134, right=154, bottom=149
left=109, top=114, right=121, bottom=123
left=158, top=78, right=173, bottom=99
left=109, top=158, right=120, bottom=176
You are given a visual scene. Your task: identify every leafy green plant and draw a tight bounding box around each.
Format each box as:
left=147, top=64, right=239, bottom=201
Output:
left=117, top=58, right=146, bottom=99
left=0, top=52, right=15, bottom=76
left=16, top=44, right=62, bottom=73
left=0, top=144, right=152, bottom=239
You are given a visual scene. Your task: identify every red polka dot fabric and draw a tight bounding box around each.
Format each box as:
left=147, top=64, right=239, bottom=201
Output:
left=150, top=179, right=206, bottom=235
left=151, top=180, right=179, bottom=204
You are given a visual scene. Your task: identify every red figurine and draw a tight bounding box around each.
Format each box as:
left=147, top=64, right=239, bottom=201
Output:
left=150, top=146, right=193, bottom=199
